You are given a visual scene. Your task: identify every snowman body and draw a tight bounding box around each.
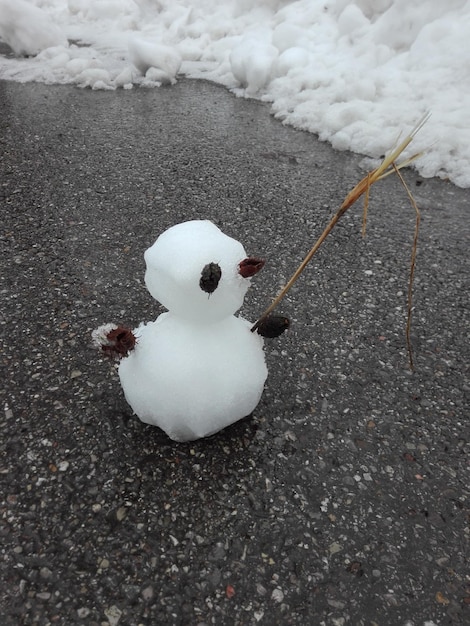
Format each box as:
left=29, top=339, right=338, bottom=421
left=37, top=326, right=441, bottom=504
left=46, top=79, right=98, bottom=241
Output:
left=118, top=220, right=267, bottom=442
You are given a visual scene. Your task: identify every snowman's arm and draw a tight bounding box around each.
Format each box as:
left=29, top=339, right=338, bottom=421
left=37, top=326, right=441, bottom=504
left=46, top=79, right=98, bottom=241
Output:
left=92, top=324, right=137, bottom=359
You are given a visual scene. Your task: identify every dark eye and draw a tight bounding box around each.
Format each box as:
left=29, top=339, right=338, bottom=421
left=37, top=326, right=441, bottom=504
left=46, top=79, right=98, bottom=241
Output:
left=200, top=262, right=222, bottom=294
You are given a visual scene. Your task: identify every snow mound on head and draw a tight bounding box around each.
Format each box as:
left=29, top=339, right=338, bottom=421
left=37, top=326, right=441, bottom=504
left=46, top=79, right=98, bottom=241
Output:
left=0, top=0, right=67, bottom=56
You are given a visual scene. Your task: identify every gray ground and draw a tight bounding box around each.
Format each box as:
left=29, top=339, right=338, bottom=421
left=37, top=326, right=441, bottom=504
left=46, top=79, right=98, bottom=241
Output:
left=0, top=78, right=468, bottom=626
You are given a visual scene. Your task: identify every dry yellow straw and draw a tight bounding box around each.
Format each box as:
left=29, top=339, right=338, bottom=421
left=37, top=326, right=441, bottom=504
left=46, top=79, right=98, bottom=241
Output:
left=251, top=113, right=430, bottom=368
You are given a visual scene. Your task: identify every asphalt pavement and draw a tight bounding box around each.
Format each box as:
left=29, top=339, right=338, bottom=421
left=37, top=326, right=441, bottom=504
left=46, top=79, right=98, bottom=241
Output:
left=0, top=78, right=469, bottom=626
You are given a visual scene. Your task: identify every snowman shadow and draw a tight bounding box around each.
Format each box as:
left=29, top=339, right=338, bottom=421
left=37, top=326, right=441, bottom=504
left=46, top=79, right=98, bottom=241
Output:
left=132, top=410, right=260, bottom=453
left=97, top=394, right=275, bottom=498
left=100, top=380, right=261, bottom=473
left=122, top=415, right=261, bottom=506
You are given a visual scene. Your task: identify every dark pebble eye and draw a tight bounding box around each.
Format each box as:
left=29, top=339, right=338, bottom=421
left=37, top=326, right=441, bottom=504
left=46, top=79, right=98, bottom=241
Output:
left=256, top=314, right=290, bottom=338
left=200, top=262, right=222, bottom=294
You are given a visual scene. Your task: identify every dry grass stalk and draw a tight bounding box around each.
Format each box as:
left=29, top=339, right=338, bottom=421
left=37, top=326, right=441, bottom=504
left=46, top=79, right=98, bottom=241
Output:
left=251, top=113, right=429, bottom=368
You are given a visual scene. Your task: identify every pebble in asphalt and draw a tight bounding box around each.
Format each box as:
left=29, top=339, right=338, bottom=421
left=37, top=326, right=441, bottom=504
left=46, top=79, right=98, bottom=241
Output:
left=0, top=77, right=469, bottom=626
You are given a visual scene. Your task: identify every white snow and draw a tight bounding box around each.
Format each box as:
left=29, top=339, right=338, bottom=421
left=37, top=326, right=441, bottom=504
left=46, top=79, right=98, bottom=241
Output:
left=0, top=0, right=67, bottom=55
left=118, top=220, right=268, bottom=442
left=0, top=0, right=469, bottom=187
left=128, top=36, right=181, bottom=83
left=144, top=220, right=250, bottom=323
left=91, top=322, right=118, bottom=348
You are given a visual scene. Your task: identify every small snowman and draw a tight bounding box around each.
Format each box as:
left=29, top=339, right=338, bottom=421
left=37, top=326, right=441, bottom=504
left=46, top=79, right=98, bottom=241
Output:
left=93, top=220, right=288, bottom=442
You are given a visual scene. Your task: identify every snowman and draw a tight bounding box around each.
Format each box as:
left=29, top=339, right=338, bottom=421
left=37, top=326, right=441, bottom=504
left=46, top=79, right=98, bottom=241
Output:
left=93, top=220, right=288, bottom=442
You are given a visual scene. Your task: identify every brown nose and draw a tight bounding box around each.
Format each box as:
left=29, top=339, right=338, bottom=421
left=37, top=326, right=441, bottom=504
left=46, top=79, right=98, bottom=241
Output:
left=238, top=257, right=265, bottom=278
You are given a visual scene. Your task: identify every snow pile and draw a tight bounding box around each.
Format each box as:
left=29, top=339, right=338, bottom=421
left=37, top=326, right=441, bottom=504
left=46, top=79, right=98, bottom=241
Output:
left=0, top=0, right=469, bottom=186
left=119, top=221, right=267, bottom=442
left=0, top=0, right=67, bottom=55
left=128, top=37, right=181, bottom=84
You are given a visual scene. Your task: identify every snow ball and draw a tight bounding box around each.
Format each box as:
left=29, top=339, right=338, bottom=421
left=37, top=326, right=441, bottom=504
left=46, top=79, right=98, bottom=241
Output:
left=144, top=220, right=250, bottom=323
left=119, top=313, right=267, bottom=442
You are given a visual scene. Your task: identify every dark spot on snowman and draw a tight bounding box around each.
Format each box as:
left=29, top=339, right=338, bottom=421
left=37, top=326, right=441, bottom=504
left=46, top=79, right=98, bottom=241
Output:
left=101, top=326, right=137, bottom=359
left=256, top=314, right=290, bottom=338
left=200, top=262, right=222, bottom=294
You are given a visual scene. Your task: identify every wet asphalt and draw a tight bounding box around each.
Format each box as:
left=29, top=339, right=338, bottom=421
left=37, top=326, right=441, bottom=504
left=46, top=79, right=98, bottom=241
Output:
left=0, top=77, right=469, bottom=626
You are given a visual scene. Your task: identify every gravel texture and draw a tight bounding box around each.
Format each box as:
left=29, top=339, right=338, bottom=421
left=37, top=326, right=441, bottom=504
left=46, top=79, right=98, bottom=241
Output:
left=0, top=78, right=469, bottom=626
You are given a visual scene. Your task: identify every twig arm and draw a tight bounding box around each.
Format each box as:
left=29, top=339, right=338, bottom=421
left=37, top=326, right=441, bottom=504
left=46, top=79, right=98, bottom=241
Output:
left=251, top=113, right=429, bottom=357
left=251, top=206, right=348, bottom=332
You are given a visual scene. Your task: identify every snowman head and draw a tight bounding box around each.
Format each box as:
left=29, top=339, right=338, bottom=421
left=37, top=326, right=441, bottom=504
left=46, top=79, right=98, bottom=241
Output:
left=144, top=220, right=260, bottom=323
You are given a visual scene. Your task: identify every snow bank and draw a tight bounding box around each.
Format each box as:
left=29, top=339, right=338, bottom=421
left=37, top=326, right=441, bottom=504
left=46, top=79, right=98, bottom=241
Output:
left=0, top=0, right=469, bottom=186
left=0, top=0, right=67, bottom=55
